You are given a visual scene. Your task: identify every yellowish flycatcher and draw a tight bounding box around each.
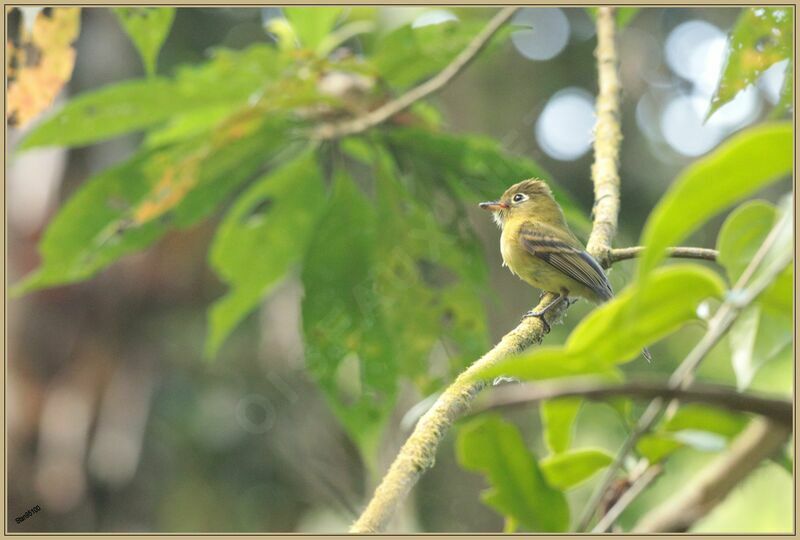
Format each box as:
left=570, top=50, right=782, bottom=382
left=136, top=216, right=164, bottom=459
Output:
left=480, top=179, right=651, bottom=361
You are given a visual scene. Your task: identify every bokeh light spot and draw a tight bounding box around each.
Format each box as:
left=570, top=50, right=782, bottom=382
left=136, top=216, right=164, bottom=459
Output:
left=511, top=8, right=570, bottom=61
left=535, top=88, right=595, bottom=161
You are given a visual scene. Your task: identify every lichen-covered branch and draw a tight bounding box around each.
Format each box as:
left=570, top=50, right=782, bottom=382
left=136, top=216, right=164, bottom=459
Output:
left=349, top=297, right=565, bottom=532
left=586, top=6, right=622, bottom=266
left=350, top=7, right=624, bottom=533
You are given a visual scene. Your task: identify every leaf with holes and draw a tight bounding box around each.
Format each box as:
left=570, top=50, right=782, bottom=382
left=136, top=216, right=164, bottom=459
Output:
left=206, top=151, right=326, bottom=357
left=708, top=7, right=792, bottom=119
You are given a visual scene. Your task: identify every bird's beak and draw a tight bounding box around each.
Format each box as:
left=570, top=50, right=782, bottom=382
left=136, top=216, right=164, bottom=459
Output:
left=479, top=201, right=508, bottom=211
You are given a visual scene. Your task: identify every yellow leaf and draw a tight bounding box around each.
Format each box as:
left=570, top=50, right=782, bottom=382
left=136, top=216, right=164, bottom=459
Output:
left=7, top=7, right=81, bottom=127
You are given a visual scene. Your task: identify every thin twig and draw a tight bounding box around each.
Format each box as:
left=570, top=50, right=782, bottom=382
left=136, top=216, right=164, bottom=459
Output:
left=575, top=212, right=792, bottom=531
left=633, top=418, right=791, bottom=532
left=475, top=379, right=792, bottom=427
left=609, top=246, right=718, bottom=263
left=593, top=465, right=663, bottom=533
left=314, top=7, right=519, bottom=141
left=349, top=7, right=623, bottom=533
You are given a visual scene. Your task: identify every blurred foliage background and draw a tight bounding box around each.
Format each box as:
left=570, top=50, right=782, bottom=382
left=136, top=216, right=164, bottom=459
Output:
left=6, top=6, right=793, bottom=533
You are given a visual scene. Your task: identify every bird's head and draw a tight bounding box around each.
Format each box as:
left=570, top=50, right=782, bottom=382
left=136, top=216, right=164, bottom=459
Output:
left=479, top=179, right=560, bottom=229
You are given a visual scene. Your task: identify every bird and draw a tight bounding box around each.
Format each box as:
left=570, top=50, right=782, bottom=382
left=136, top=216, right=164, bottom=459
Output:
left=480, top=178, right=651, bottom=361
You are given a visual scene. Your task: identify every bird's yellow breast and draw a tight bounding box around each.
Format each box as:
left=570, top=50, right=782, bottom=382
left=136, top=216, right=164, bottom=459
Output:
left=500, top=220, right=595, bottom=298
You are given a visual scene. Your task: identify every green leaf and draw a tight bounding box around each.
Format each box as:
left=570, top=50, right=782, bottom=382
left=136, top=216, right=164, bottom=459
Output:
left=113, top=7, right=175, bottom=76
left=585, top=7, right=640, bottom=29
left=284, top=7, right=342, bottom=51
left=708, top=8, right=792, bottom=119
left=206, top=151, right=326, bottom=357
left=541, top=398, right=582, bottom=454
left=475, top=265, right=725, bottom=383
left=456, top=415, right=569, bottom=532
left=717, top=197, right=793, bottom=389
left=12, top=117, right=290, bottom=296
left=300, top=171, right=396, bottom=457
left=540, top=448, right=614, bottom=490
left=717, top=200, right=778, bottom=284
left=386, top=127, right=590, bottom=236
left=370, top=142, right=489, bottom=388
left=373, top=17, right=507, bottom=89
left=638, top=404, right=749, bottom=463
left=730, top=305, right=792, bottom=390
left=144, top=104, right=237, bottom=148
left=637, top=122, right=792, bottom=279
left=21, top=44, right=285, bottom=149
left=664, top=404, right=747, bottom=439
left=637, top=434, right=683, bottom=463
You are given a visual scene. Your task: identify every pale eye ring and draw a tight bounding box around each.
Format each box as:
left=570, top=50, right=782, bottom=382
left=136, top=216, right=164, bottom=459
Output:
left=512, top=193, right=527, bottom=203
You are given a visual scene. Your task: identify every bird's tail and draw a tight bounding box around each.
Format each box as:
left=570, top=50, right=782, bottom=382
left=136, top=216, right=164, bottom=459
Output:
left=642, top=347, right=652, bottom=363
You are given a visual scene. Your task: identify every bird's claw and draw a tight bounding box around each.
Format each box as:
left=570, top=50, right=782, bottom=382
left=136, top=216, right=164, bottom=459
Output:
left=522, top=310, right=550, bottom=334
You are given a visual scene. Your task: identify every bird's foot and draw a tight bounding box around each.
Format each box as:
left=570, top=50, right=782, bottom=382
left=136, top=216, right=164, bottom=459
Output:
left=522, top=310, right=550, bottom=334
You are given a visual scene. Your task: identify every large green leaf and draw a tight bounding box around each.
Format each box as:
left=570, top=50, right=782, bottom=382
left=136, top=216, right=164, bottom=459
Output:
left=540, top=448, right=614, bottom=490
left=373, top=16, right=508, bottom=89
left=475, top=265, right=725, bottom=382
left=206, top=151, right=326, bottom=357
left=717, top=198, right=793, bottom=389
left=113, top=7, right=175, bottom=76
left=457, top=415, right=569, bottom=532
left=368, top=141, right=489, bottom=389
left=284, top=7, right=343, bottom=51
left=708, top=7, right=792, bottom=119
left=300, top=171, right=396, bottom=457
left=12, top=117, right=290, bottom=296
left=386, top=127, right=590, bottom=236
left=637, top=404, right=748, bottom=463
left=20, top=44, right=286, bottom=149
left=717, top=200, right=777, bottom=284
left=637, top=122, right=792, bottom=279
left=541, top=398, right=582, bottom=454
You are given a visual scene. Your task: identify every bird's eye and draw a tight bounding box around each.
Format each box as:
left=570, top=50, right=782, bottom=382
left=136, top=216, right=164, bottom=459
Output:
left=512, top=193, right=527, bottom=203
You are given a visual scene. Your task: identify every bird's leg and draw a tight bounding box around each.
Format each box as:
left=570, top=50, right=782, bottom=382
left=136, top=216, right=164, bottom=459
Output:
left=523, top=293, right=563, bottom=334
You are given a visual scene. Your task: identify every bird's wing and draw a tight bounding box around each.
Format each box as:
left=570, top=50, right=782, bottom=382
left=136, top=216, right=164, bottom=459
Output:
left=518, top=221, right=613, bottom=301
